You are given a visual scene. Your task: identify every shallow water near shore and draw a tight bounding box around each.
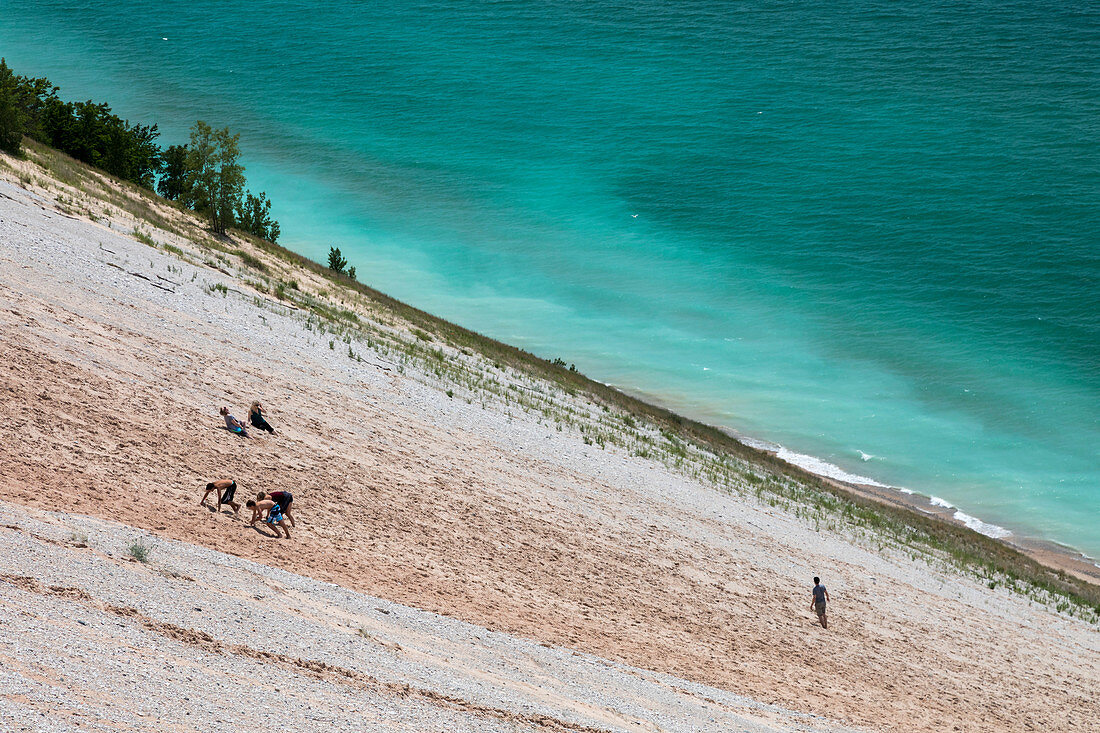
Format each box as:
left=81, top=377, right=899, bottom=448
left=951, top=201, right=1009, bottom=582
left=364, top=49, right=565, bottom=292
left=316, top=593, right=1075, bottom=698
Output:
left=3, top=1, right=1098, bottom=556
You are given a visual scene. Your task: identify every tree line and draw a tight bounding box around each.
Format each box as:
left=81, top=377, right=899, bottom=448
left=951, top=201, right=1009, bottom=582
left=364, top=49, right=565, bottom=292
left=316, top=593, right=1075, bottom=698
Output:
left=0, top=58, right=279, bottom=242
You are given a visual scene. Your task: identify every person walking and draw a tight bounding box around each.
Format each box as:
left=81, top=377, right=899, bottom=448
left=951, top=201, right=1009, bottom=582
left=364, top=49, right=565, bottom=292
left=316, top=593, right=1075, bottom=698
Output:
left=810, top=576, right=830, bottom=629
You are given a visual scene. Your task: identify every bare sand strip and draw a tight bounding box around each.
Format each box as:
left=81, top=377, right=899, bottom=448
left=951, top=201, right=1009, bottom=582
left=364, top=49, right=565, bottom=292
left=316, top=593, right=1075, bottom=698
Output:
left=0, top=501, right=846, bottom=732
left=0, top=165, right=1098, bottom=733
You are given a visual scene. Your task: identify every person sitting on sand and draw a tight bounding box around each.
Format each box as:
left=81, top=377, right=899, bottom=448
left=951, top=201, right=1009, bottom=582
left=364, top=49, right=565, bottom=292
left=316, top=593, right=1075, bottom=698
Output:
left=246, top=498, right=291, bottom=539
left=810, top=576, right=830, bottom=629
left=249, top=401, right=276, bottom=434
left=200, top=479, right=241, bottom=513
left=220, top=406, right=250, bottom=437
left=256, top=490, right=294, bottom=527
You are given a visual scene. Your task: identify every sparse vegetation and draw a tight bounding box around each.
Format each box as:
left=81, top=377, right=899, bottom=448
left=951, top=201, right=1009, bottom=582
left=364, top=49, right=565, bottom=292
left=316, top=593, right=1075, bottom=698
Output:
left=127, top=541, right=152, bottom=563
left=132, top=228, right=155, bottom=247
left=238, top=250, right=267, bottom=273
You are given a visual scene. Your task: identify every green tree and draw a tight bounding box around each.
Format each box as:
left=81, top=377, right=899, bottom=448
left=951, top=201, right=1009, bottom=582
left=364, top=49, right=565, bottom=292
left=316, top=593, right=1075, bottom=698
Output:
left=0, top=60, right=57, bottom=145
left=0, top=59, right=25, bottom=154
left=327, top=246, right=348, bottom=274
left=0, top=59, right=160, bottom=186
left=41, top=99, right=161, bottom=187
left=236, top=189, right=280, bottom=242
left=186, top=121, right=243, bottom=235
left=158, top=144, right=190, bottom=200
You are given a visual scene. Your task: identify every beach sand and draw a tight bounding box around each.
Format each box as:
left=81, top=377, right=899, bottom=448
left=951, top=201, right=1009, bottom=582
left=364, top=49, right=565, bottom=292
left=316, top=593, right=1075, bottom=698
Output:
left=1, top=162, right=1098, bottom=731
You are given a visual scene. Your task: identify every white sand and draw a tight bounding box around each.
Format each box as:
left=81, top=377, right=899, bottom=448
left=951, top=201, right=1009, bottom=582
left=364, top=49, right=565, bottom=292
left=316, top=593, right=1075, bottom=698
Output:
left=0, top=160, right=1097, bottom=732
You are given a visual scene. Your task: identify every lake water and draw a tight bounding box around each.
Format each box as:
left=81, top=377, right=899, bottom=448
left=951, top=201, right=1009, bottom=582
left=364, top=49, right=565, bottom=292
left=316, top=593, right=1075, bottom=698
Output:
left=4, top=0, right=1097, bottom=556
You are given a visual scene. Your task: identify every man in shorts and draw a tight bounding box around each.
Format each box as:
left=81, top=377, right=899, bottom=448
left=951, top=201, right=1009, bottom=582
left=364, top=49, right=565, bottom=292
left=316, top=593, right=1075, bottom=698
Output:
left=246, top=497, right=291, bottom=539
left=810, top=576, right=830, bottom=629
left=200, top=479, right=240, bottom=513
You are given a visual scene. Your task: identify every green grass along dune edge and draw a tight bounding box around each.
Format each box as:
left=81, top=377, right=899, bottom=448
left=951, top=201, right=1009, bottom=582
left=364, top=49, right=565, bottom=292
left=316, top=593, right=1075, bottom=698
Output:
left=3, top=136, right=1098, bottom=621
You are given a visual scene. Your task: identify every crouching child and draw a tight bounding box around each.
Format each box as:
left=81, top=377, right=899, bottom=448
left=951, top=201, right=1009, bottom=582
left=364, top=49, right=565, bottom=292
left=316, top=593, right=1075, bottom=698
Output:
left=246, top=498, right=291, bottom=539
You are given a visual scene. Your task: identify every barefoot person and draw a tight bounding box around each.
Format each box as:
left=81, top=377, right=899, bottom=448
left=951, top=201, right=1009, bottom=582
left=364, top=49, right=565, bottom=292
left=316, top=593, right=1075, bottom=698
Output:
left=249, top=401, right=276, bottom=434
left=220, top=406, right=250, bottom=437
left=246, top=497, right=291, bottom=539
left=200, top=479, right=241, bottom=513
left=255, top=490, right=295, bottom=527
left=810, top=576, right=830, bottom=629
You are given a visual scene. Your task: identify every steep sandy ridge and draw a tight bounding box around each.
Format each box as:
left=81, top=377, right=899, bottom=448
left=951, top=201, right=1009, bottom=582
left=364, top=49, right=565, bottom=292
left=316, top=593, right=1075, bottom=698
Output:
left=0, top=501, right=844, bottom=732
left=0, top=174, right=1097, bottom=731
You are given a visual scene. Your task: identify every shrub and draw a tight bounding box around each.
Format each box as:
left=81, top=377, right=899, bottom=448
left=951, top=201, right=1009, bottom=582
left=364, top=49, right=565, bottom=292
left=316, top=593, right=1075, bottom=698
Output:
left=128, top=541, right=152, bottom=563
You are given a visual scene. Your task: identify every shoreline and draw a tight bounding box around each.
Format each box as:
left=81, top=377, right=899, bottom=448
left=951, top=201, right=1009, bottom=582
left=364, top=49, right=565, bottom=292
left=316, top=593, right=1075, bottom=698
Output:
left=2, top=146, right=1099, bottom=730
left=2, top=139, right=1096, bottom=603
left=714, top=429, right=1100, bottom=586
left=834, top=477, right=1100, bottom=586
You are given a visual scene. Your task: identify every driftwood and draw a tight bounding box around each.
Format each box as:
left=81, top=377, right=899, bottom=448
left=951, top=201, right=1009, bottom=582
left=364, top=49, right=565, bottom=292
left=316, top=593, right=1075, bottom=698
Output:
left=104, top=262, right=176, bottom=293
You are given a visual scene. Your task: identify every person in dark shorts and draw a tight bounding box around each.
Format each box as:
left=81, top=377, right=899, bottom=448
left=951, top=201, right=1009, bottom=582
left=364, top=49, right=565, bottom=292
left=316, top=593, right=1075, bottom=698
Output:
left=246, top=497, right=291, bottom=539
left=257, top=490, right=295, bottom=527
left=249, top=401, right=276, bottom=434
left=200, top=479, right=241, bottom=513
left=810, top=576, right=830, bottom=629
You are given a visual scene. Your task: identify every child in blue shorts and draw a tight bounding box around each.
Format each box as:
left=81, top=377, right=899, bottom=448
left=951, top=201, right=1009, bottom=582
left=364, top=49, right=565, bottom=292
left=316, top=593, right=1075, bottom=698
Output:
left=246, top=497, right=291, bottom=539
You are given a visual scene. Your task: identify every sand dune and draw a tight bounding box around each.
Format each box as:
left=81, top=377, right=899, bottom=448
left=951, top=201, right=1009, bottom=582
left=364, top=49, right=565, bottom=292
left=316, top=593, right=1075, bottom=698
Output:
left=0, top=168, right=1097, bottom=732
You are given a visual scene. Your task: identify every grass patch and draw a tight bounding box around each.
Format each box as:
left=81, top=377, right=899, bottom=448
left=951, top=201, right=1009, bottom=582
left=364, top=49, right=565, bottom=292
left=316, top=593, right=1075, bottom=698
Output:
left=238, top=250, right=268, bottom=273
left=132, top=228, right=155, bottom=247
left=127, top=541, right=152, bottom=563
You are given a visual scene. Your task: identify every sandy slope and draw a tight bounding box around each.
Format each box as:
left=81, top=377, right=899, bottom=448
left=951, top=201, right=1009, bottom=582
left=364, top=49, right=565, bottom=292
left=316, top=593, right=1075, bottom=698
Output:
left=1, top=174, right=1098, bottom=732
left=0, top=501, right=846, bottom=733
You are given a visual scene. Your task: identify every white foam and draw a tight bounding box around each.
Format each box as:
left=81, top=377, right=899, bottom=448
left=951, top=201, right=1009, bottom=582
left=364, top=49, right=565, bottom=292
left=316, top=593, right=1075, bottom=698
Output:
left=953, top=510, right=1012, bottom=539
left=773, top=446, right=890, bottom=488
left=858, top=450, right=874, bottom=462
left=737, top=436, right=890, bottom=487
left=737, top=438, right=1014, bottom=542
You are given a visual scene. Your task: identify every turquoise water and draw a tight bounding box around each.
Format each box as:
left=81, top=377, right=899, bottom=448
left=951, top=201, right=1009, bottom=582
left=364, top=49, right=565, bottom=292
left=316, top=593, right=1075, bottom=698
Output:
left=3, top=1, right=1098, bottom=555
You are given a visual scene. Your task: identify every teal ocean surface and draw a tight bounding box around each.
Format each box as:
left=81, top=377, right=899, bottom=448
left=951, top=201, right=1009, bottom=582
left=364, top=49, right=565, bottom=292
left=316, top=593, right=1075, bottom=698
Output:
left=4, top=2, right=1098, bottom=556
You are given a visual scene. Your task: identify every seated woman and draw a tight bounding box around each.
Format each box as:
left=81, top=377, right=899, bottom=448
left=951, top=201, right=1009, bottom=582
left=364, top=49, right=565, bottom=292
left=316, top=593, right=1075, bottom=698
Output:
left=219, top=406, right=250, bottom=437
left=249, top=401, right=276, bottom=434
